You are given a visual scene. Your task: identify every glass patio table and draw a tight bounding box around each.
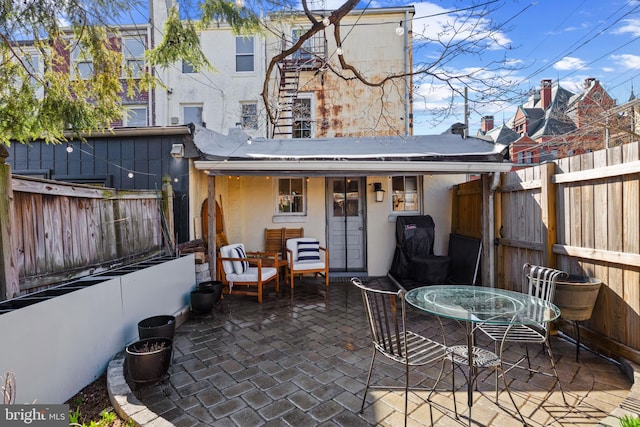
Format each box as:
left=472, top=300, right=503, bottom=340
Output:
left=405, top=285, right=561, bottom=425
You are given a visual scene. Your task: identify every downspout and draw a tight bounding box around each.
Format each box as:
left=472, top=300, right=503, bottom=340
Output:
left=403, top=9, right=410, bottom=136
left=488, top=171, right=500, bottom=287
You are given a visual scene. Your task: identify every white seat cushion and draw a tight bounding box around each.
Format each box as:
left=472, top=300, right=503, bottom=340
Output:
left=290, top=260, right=325, bottom=272
left=225, top=267, right=277, bottom=283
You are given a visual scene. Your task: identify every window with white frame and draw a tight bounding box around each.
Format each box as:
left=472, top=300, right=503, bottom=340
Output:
left=293, top=98, right=312, bottom=138
left=122, top=36, right=146, bottom=78
left=21, top=53, right=39, bottom=88
left=277, top=177, right=305, bottom=214
left=235, top=36, right=254, bottom=72
left=123, top=106, right=147, bottom=127
left=392, top=176, right=420, bottom=213
left=183, top=105, right=203, bottom=126
left=71, top=44, right=93, bottom=80
left=241, top=103, right=258, bottom=129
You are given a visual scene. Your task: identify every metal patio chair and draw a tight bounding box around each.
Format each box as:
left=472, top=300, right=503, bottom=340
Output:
left=478, top=263, right=568, bottom=403
left=351, top=278, right=451, bottom=426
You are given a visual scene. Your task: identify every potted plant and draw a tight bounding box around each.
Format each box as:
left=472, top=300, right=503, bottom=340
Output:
left=190, top=281, right=223, bottom=314
left=554, top=275, right=602, bottom=321
left=137, top=315, right=175, bottom=340
left=125, top=337, right=173, bottom=383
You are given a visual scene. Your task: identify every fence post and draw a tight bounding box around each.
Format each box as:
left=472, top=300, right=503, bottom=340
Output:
left=207, top=175, right=217, bottom=281
left=541, top=162, right=558, bottom=268
left=161, top=175, right=175, bottom=252
left=0, top=146, right=20, bottom=300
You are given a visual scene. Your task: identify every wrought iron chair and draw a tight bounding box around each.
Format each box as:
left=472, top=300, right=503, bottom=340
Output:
left=351, top=278, right=450, bottom=426
left=478, top=263, right=568, bottom=403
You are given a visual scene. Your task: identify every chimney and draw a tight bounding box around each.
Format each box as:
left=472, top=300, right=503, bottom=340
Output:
left=481, top=116, right=494, bottom=133
left=541, top=79, right=552, bottom=110
left=584, top=77, right=596, bottom=88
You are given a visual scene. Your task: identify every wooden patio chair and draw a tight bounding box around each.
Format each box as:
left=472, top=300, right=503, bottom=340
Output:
left=217, top=243, right=279, bottom=303
left=285, top=237, right=328, bottom=289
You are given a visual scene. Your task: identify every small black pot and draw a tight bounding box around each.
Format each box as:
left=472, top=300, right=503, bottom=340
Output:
left=197, top=280, right=223, bottom=305
left=190, top=289, right=215, bottom=314
left=126, top=337, right=173, bottom=383
left=138, top=315, right=176, bottom=340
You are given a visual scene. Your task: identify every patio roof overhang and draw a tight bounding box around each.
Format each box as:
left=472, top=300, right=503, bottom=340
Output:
left=189, top=125, right=513, bottom=175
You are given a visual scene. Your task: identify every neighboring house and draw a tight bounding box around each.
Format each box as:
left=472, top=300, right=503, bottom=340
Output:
left=479, top=78, right=618, bottom=167
left=150, top=0, right=414, bottom=139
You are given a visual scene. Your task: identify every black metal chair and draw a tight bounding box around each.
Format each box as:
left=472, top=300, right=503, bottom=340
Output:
left=351, top=278, right=451, bottom=426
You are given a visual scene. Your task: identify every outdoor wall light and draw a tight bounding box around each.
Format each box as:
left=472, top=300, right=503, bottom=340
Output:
left=373, top=182, right=385, bottom=202
left=170, top=143, right=184, bottom=159
left=395, top=21, right=405, bottom=36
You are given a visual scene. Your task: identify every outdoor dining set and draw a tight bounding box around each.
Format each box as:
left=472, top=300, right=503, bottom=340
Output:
left=352, top=263, right=568, bottom=427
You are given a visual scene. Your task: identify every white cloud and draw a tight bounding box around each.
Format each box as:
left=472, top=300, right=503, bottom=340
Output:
left=553, top=56, right=587, bottom=71
left=613, top=18, right=640, bottom=37
left=602, top=67, right=615, bottom=72
left=611, top=54, right=640, bottom=69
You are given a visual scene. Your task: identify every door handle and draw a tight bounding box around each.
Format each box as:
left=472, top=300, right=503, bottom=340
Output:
left=358, top=227, right=363, bottom=230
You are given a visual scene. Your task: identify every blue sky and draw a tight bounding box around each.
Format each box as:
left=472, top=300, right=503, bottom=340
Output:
left=340, top=0, right=640, bottom=135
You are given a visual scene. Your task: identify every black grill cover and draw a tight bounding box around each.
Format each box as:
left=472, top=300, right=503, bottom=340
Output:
left=389, top=215, right=436, bottom=279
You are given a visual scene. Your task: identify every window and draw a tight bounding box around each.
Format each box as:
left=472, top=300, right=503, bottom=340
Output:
left=241, top=103, right=258, bottom=129
left=392, top=176, right=420, bottom=213
left=182, top=60, right=195, bottom=73
left=293, top=98, right=312, bottom=138
left=21, top=53, right=39, bottom=87
left=124, top=106, right=147, bottom=127
left=183, top=105, right=203, bottom=126
left=292, top=29, right=325, bottom=61
left=123, top=36, right=146, bottom=78
left=277, top=178, right=305, bottom=214
left=71, top=44, right=93, bottom=79
left=235, top=36, right=254, bottom=72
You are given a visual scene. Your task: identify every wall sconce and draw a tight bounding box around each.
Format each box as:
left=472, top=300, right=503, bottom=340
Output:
left=170, top=143, right=184, bottom=159
left=373, top=182, right=385, bottom=202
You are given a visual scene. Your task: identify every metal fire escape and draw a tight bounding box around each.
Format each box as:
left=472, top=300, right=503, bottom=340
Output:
left=271, top=31, right=326, bottom=138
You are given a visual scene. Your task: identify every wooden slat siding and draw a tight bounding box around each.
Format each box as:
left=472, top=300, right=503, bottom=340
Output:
left=592, top=149, right=611, bottom=338
left=5, top=176, right=164, bottom=292
left=452, top=179, right=482, bottom=238
left=61, top=196, right=74, bottom=269
left=608, top=146, right=625, bottom=344
left=623, top=143, right=640, bottom=349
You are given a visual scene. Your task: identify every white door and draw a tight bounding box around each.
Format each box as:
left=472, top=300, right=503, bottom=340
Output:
left=326, top=177, right=366, bottom=271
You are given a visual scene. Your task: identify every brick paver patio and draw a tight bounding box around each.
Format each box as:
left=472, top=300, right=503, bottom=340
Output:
left=129, top=277, right=632, bottom=426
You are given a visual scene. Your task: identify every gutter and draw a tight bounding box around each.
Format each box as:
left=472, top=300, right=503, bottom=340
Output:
left=64, top=125, right=191, bottom=139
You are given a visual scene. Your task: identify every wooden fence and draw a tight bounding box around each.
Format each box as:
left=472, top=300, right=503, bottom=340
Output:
left=0, top=158, right=174, bottom=298
left=453, top=141, right=640, bottom=363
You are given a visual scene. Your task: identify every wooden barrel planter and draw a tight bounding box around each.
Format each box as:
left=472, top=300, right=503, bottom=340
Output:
left=553, top=275, right=602, bottom=361
left=554, top=276, right=602, bottom=321
left=125, top=337, right=173, bottom=383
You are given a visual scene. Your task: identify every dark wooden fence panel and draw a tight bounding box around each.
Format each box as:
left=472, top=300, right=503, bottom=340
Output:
left=8, top=176, right=164, bottom=292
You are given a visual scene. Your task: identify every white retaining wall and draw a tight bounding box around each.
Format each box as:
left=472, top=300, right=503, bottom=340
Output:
left=0, top=255, right=195, bottom=404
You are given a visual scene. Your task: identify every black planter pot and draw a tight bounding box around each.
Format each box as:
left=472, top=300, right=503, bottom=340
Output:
left=138, top=315, right=176, bottom=340
left=190, top=289, right=215, bottom=314
left=125, top=337, right=173, bottom=383
left=197, top=281, right=223, bottom=305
